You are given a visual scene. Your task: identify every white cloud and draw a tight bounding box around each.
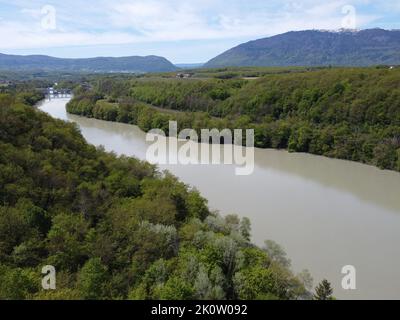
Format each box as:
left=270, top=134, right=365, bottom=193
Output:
left=0, top=20, right=139, bottom=50
left=0, top=0, right=389, bottom=51
left=106, top=0, right=379, bottom=41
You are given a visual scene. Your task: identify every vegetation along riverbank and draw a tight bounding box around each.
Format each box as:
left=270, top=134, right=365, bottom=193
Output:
left=66, top=67, right=400, bottom=172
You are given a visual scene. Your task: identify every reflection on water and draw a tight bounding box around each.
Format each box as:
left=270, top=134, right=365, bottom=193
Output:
left=254, top=149, right=400, bottom=213
left=39, top=98, right=400, bottom=300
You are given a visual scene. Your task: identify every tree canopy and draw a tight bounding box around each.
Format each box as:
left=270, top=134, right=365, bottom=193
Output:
left=0, top=90, right=312, bottom=300
left=67, top=67, right=400, bottom=172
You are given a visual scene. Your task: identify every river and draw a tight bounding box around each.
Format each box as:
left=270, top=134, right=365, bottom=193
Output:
left=38, top=97, right=400, bottom=300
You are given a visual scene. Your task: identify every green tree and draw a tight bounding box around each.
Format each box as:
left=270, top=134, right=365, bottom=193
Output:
left=239, top=217, right=251, bottom=242
left=0, top=266, right=38, bottom=300
left=157, top=276, right=194, bottom=300
left=263, top=240, right=291, bottom=268
left=314, top=279, right=334, bottom=300
left=47, top=213, right=89, bottom=271
left=77, top=258, right=108, bottom=300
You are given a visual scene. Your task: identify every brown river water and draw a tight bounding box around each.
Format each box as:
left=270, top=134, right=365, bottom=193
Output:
left=39, top=98, right=400, bottom=300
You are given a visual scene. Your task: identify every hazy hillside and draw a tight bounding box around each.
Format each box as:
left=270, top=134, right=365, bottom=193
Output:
left=205, top=29, right=400, bottom=68
left=0, top=53, right=177, bottom=73
left=175, top=63, right=204, bottom=69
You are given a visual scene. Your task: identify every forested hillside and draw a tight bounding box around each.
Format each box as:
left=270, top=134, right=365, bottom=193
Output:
left=67, top=67, right=400, bottom=172
left=205, top=29, right=400, bottom=68
left=0, top=91, right=310, bottom=300
left=0, top=53, right=177, bottom=73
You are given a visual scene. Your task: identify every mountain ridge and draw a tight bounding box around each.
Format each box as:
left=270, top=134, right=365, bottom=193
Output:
left=205, top=28, right=400, bottom=68
left=0, top=53, right=177, bottom=73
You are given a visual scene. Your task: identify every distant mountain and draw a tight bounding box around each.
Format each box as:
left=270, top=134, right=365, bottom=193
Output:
left=0, top=53, right=177, bottom=73
left=175, top=63, right=204, bottom=69
left=205, top=29, right=400, bottom=68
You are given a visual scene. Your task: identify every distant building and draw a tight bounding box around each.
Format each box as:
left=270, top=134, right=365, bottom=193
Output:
left=81, top=82, right=92, bottom=90
left=176, top=73, right=193, bottom=79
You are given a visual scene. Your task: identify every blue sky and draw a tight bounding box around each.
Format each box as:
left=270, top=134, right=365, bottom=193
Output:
left=0, top=0, right=399, bottom=63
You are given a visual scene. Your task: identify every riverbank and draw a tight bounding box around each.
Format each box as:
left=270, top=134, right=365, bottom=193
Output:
left=4, top=94, right=312, bottom=300
left=67, top=92, right=400, bottom=174
left=40, top=97, right=400, bottom=299
left=9, top=68, right=400, bottom=177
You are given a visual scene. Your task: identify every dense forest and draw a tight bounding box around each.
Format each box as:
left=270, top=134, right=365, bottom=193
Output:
left=0, top=90, right=317, bottom=300
left=67, top=67, right=400, bottom=172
